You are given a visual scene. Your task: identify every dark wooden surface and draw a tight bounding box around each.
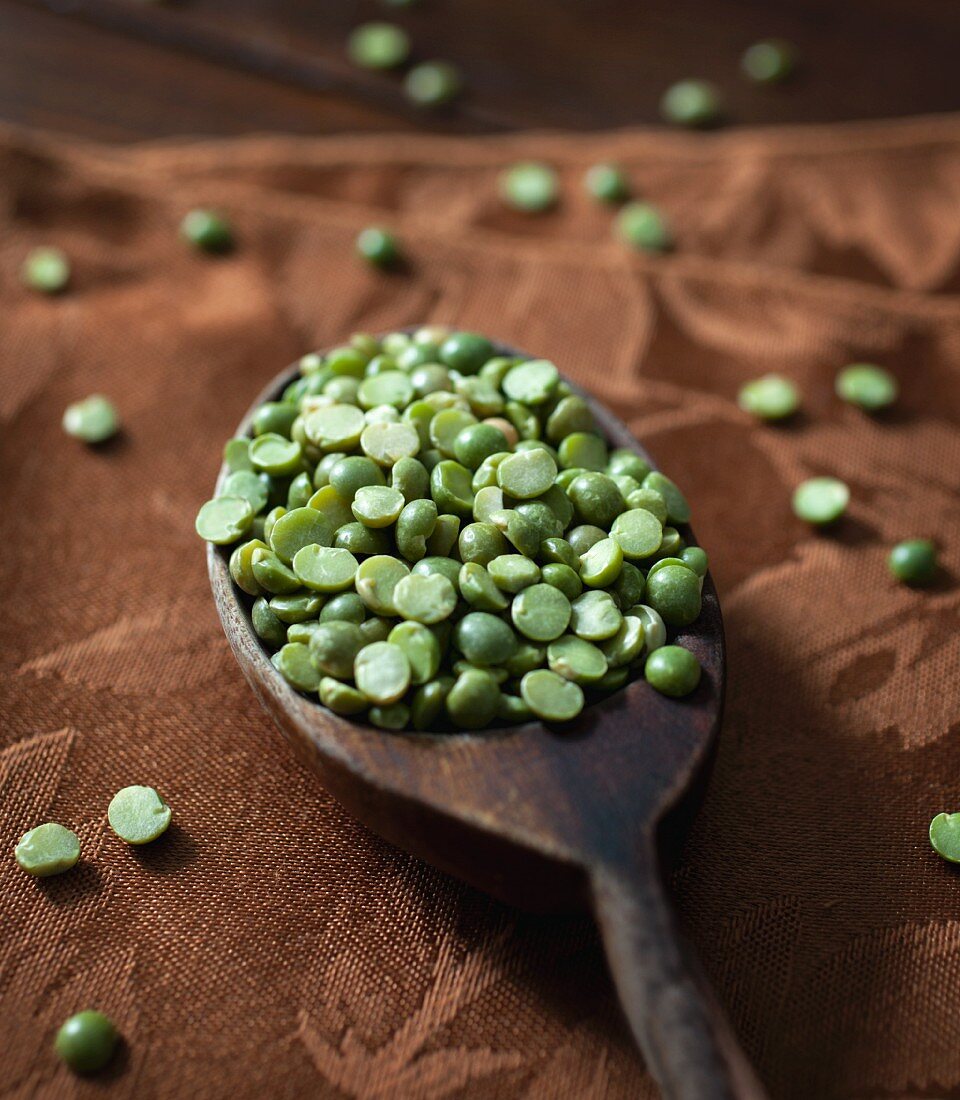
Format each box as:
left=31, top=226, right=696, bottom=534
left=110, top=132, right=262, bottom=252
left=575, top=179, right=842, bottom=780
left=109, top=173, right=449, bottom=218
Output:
left=207, top=346, right=760, bottom=1098
left=3, top=0, right=959, bottom=142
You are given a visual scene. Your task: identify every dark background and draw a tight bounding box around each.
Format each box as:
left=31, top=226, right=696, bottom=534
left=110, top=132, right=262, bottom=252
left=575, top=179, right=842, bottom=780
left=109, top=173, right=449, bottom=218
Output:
left=3, top=0, right=959, bottom=141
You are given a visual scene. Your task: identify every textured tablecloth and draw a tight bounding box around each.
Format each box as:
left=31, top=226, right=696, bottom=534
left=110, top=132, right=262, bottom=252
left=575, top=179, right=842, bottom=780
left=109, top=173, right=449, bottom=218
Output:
left=2, top=114, right=960, bottom=1100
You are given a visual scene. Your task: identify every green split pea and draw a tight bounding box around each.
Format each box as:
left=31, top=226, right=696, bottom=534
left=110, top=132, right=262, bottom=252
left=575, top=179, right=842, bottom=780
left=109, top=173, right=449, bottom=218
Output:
left=200, top=328, right=709, bottom=728
left=107, top=785, right=172, bottom=844
left=15, top=823, right=81, bottom=877
left=63, top=395, right=120, bottom=444
left=347, top=22, right=410, bottom=70
left=405, top=62, right=462, bottom=107
left=499, top=163, right=559, bottom=213
left=22, top=246, right=71, bottom=293
left=181, top=209, right=234, bottom=254
left=792, top=477, right=850, bottom=526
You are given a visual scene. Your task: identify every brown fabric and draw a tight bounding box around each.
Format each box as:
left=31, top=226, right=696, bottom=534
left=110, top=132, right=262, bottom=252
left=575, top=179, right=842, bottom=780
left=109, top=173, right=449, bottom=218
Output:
left=2, top=113, right=960, bottom=1100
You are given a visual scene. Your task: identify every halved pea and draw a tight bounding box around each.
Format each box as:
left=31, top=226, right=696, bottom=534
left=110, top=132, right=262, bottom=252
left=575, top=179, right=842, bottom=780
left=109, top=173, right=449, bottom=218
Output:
left=370, top=703, right=410, bottom=730
left=459, top=562, right=509, bottom=611
left=320, top=677, right=368, bottom=716
left=388, top=621, right=441, bottom=684
left=511, top=584, right=571, bottom=642
left=425, top=513, right=460, bottom=556
left=411, top=676, right=456, bottom=730
left=558, top=432, right=607, bottom=472
left=252, top=598, right=287, bottom=646
left=611, top=508, right=663, bottom=560
left=392, top=456, right=430, bottom=502
left=307, top=485, right=354, bottom=530
left=395, top=499, right=438, bottom=561
left=354, top=642, right=411, bottom=704
left=220, top=470, right=269, bottom=513
left=446, top=669, right=501, bottom=729
left=351, top=485, right=405, bottom=528
left=273, top=642, right=322, bottom=692
left=270, top=591, right=324, bottom=624
left=224, top=437, right=253, bottom=472
left=292, top=545, right=359, bottom=592
left=309, top=621, right=365, bottom=679
left=459, top=522, right=508, bottom=566
left=269, top=507, right=333, bottom=564
left=600, top=615, right=646, bottom=667
left=497, top=449, right=558, bottom=499
left=541, top=562, right=583, bottom=601
left=355, top=555, right=410, bottom=614
left=488, top=508, right=540, bottom=557
left=430, top=460, right=474, bottom=517
left=229, top=538, right=269, bottom=595
left=412, top=556, right=462, bottom=585
left=304, top=404, right=366, bottom=452
left=579, top=537, right=624, bottom=587
left=546, top=396, right=595, bottom=443
left=520, top=669, right=584, bottom=721
left=251, top=548, right=301, bottom=594
left=319, top=591, right=367, bottom=624
left=196, top=496, right=254, bottom=544
left=644, top=564, right=701, bottom=627
left=249, top=433, right=303, bottom=477
left=540, top=537, right=580, bottom=571
left=502, top=359, right=559, bottom=405
left=392, top=572, right=458, bottom=624
left=487, top=554, right=540, bottom=593
left=454, top=612, right=518, bottom=666
left=328, top=456, right=385, bottom=500
left=334, top=522, right=391, bottom=556
left=361, top=421, right=421, bottom=466
left=570, top=590, right=623, bottom=641
left=473, top=485, right=505, bottom=523
left=358, top=370, right=413, bottom=410
left=547, top=635, right=608, bottom=684
left=642, top=471, right=690, bottom=525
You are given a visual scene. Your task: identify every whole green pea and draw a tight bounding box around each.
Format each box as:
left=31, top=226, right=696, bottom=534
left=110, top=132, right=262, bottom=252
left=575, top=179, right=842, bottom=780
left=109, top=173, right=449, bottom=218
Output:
left=792, top=477, right=849, bottom=526
left=584, top=163, right=630, bottom=204
left=567, top=472, right=624, bottom=528
left=738, top=375, right=800, bottom=421
left=617, top=203, right=673, bottom=254
left=440, top=332, right=494, bottom=374
left=357, top=227, right=400, bottom=268
left=741, top=39, right=796, bottom=84
left=63, top=395, right=120, bottom=444
left=405, top=61, right=463, bottom=107
left=660, top=79, right=723, bottom=128
left=888, top=539, right=937, bottom=585
left=645, top=564, right=701, bottom=626
left=347, top=22, right=410, bottom=70
left=835, top=363, right=898, bottom=412
left=499, top=162, right=559, bottom=213
left=181, top=209, right=234, bottom=253
left=645, top=645, right=701, bottom=698
left=22, top=246, right=71, bottom=293
left=54, top=1011, right=119, bottom=1073
left=446, top=669, right=500, bottom=729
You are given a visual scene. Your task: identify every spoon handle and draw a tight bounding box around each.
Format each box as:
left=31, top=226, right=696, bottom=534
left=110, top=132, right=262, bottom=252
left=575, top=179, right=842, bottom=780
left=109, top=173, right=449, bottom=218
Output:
left=590, top=847, right=768, bottom=1100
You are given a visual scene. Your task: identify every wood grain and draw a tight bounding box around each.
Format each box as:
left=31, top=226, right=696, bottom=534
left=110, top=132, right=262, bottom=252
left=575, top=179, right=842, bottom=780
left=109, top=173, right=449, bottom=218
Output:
left=5, top=0, right=960, bottom=141
left=206, top=344, right=764, bottom=1097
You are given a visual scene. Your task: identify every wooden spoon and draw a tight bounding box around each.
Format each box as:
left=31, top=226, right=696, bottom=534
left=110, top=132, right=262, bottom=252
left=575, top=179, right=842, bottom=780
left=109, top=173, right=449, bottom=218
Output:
left=208, top=342, right=768, bottom=1100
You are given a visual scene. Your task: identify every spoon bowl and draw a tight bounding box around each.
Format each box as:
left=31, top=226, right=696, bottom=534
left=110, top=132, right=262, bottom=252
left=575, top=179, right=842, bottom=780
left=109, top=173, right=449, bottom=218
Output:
left=208, top=339, right=766, bottom=1100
